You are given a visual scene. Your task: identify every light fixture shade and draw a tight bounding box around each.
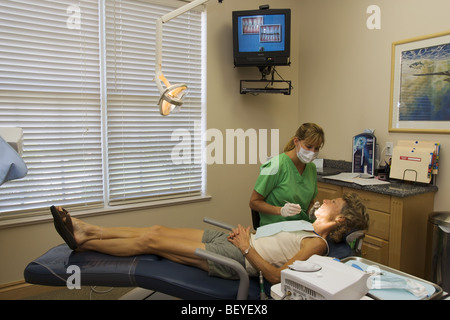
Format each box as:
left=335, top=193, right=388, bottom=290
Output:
left=158, top=83, right=188, bottom=116
left=156, top=71, right=187, bottom=115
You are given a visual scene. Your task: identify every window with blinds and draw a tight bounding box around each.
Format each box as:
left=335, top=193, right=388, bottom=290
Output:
left=0, top=0, right=205, bottom=220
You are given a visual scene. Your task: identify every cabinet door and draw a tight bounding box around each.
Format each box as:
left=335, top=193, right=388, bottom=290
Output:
left=366, top=209, right=390, bottom=240
left=316, top=182, right=342, bottom=203
left=361, top=234, right=389, bottom=265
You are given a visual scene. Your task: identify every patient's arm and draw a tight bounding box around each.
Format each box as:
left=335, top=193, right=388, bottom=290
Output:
left=249, top=237, right=327, bottom=284
left=229, top=225, right=327, bottom=284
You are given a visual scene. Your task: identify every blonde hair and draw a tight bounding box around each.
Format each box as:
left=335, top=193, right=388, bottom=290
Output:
left=283, top=123, right=325, bottom=152
left=328, top=192, right=369, bottom=242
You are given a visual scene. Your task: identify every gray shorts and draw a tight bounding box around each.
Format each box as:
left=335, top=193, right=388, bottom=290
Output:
left=202, top=229, right=246, bottom=280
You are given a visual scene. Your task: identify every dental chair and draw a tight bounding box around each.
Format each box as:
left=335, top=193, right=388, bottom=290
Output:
left=24, top=216, right=364, bottom=300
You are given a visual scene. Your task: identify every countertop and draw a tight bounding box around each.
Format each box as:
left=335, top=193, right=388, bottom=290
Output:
left=317, top=160, right=438, bottom=198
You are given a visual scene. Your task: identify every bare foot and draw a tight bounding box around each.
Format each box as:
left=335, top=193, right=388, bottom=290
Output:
left=73, top=218, right=103, bottom=246
left=55, top=206, right=102, bottom=246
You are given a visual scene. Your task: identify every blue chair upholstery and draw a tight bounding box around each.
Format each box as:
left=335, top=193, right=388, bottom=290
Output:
left=24, top=244, right=266, bottom=300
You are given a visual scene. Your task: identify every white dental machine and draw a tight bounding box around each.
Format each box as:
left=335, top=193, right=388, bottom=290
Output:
left=280, top=255, right=370, bottom=300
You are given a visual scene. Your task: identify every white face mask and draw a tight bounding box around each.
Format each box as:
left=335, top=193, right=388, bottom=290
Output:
left=297, top=147, right=319, bottom=164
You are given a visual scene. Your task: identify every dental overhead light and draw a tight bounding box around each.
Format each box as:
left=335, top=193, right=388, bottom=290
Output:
left=155, top=0, right=222, bottom=116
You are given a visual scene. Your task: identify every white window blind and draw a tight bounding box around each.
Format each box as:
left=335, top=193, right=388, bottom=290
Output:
left=0, top=0, right=103, bottom=218
left=105, top=0, right=203, bottom=205
left=0, top=0, right=204, bottom=220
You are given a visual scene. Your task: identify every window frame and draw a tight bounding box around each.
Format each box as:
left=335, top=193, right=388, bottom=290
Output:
left=0, top=0, right=208, bottom=228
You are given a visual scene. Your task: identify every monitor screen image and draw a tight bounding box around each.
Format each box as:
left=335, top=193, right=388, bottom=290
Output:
left=232, top=9, right=291, bottom=67
left=237, top=14, right=285, bottom=52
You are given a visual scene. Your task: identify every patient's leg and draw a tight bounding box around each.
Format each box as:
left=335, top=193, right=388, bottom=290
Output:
left=81, top=226, right=210, bottom=271
left=71, top=217, right=204, bottom=245
left=69, top=218, right=140, bottom=245
left=67, top=215, right=211, bottom=270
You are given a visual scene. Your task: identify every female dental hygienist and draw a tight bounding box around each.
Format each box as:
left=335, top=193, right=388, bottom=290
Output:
left=249, top=123, right=325, bottom=226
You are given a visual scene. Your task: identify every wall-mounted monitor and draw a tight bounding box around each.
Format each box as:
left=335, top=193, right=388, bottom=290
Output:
left=232, top=8, right=291, bottom=67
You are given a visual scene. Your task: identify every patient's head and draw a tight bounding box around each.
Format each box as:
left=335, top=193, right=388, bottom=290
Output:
left=328, top=192, right=369, bottom=242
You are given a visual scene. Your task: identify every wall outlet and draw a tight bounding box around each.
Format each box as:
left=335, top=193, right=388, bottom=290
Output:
left=386, top=142, right=394, bottom=156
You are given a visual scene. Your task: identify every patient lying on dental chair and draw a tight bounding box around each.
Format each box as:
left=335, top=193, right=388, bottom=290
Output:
left=51, top=192, right=368, bottom=285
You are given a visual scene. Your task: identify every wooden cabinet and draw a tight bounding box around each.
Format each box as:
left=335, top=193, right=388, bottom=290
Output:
left=315, top=182, right=341, bottom=203
left=317, top=181, right=435, bottom=278
left=363, top=234, right=389, bottom=265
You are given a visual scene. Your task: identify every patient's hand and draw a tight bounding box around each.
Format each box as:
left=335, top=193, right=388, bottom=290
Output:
left=227, top=224, right=251, bottom=253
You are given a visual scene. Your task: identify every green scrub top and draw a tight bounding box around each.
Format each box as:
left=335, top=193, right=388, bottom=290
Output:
left=253, top=153, right=318, bottom=226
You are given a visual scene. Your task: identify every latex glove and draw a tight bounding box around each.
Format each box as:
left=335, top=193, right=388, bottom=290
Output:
left=281, top=202, right=301, bottom=217
left=308, top=201, right=321, bottom=221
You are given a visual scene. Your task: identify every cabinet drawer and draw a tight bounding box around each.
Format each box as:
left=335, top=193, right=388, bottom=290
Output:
left=317, top=182, right=342, bottom=202
left=343, top=187, right=390, bottom=212
left=361, top=234, right=389, bottom=266
left=366, top=209, right=390, bottom=240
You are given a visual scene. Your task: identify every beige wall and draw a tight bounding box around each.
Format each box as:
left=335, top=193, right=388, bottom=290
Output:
left=1, top=0, right=449, bottom=288
left=297, top=0, right=450, bottom=213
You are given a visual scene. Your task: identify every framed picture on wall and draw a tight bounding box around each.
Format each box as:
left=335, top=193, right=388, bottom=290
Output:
left=389, top=31, right=450, bottom=133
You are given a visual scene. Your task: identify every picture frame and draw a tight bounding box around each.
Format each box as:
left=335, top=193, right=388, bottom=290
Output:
left=389, top=31, right=450, bottom=133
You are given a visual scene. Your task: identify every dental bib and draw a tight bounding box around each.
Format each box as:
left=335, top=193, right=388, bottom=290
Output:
left=254, top=220, right=314, bottom=239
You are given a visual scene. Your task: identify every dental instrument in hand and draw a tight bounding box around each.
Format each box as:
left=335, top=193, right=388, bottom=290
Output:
left=308, top=201, right=321, bottom=221
left=281, top=201, right=301, bottom=217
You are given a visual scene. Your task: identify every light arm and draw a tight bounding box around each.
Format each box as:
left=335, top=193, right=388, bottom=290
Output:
left=154, top=0, right=211, bottom=116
